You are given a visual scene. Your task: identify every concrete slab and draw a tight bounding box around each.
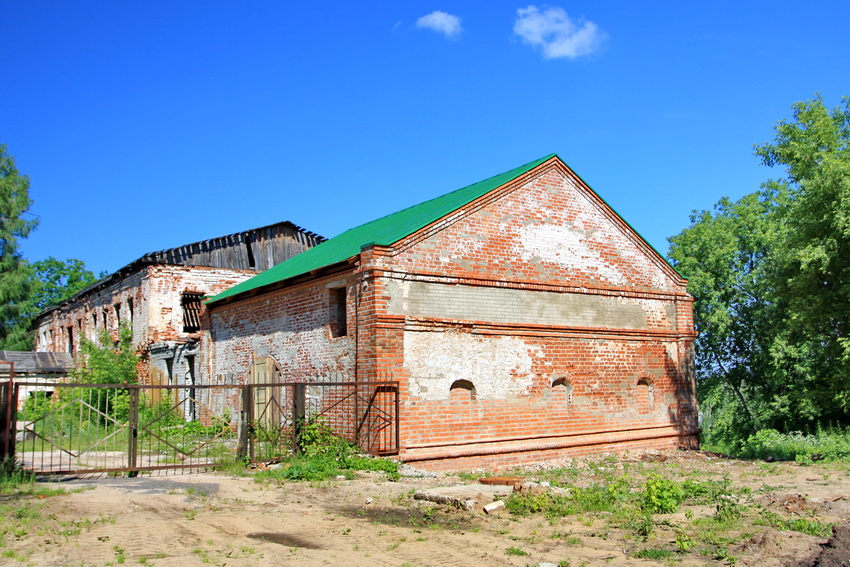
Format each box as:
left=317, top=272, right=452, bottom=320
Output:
left=413, top=483, right=514, bottom=510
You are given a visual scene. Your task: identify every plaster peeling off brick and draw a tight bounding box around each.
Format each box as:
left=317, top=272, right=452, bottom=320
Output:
left=403, top=330, right=540, bottom=401
left=514, top=224, right=627, bottom=285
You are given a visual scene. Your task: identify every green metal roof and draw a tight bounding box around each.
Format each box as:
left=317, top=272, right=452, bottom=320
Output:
left=208, top=153, right=557, bottom=304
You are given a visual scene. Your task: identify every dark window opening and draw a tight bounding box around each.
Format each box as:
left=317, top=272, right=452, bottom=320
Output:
left=67, top=326, right=74, bottom=353
left=329, top=287, right=347, bottom=338
left=245, top=236, right=256, bottom=269
left=182, top=292, right=203, bottom=333
left=114, top=304, right=121, bottom=324
left=186, top=355, right=197, bottom=420
left=127, top=298, right=134, bottom=325
left=165, top=357, right=174, bottom=386
left=102, top=310, right=107, bottom=329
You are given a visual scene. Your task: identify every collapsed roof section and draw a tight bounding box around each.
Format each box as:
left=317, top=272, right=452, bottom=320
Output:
left=38, top=220, right=324, bottom=317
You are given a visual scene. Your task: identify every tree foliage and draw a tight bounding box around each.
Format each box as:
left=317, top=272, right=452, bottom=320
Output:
left=0, top=257, right=99, bottom=351
left=669, top=96, right=850, bottom=444
left=0, top=145, right=38, bottom=350
left=30, top=257, right=101, bottom=312
left=755, top=96, right=850, bottom=421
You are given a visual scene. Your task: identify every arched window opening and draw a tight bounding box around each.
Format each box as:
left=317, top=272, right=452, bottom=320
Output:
left=449, top=379, right=477, bottom=403
left=636, top=377, right=655, bottom=413
left=551, top=377, right=573, bottom=404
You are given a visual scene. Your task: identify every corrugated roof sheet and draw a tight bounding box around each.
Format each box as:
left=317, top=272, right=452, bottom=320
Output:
left=208, top=154, right=557, bottom=303
left=0, top=351, right=73, bottom=373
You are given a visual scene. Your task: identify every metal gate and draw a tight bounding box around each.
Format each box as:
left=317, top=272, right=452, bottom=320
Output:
left=1, top=378, right=398, bottom=476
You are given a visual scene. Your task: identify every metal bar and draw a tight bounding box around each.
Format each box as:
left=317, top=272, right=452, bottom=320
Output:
left=0, top=361, right=15, bottom=462
left=128, top=388, right=139, bottom=476
left=394, top=385, right=400, bottom=454
left=9, top=383, right=18, bottom=463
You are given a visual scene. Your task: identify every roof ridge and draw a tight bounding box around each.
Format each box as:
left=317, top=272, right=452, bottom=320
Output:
left=350, top=153, right=557, bottom=233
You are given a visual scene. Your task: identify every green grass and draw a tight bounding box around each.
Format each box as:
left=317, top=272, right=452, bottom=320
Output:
left=704, top=427, right=850, bottom=463
left=633, top=548, right=673, bottom=559
left=505, top=546, right=529, bottom=556
left=251, top=419, right=400, bottom=482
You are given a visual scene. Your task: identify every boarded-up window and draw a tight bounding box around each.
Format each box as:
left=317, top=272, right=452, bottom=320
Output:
left=551, top=377, right=573, bottom=405
left=636, top=377, right=654, bottom=414
left=329, top=287, right=347, bottom=338
left=182, top=292, right=203, bottom=333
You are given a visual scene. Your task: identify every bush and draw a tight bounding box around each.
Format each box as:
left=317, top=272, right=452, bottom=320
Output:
left=18, top=391, right=52, bottom=421
left=640, top=476, right=685, bottom=514
left=738, top=427, right=850, bottom=462
left=255, top=418, right=399, bottom=482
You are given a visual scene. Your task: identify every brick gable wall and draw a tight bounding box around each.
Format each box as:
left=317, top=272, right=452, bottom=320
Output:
left=360, top=161, right=697, bottom=468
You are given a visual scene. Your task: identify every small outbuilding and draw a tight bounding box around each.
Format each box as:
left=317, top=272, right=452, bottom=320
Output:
left=205, top=154, right=699, bottom=469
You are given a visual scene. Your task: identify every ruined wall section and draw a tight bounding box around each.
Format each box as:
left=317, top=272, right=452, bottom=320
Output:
left=34, top=269, right=150, bottom=354
left=143, top=265, right=257, bottom=388
left=207, top=272, right=356, bottom=385
left=144, top=265, right=255, bottom=344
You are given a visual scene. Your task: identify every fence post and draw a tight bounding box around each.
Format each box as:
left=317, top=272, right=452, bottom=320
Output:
left=354, top=378, right=360, bottom=446
left=292, top=383, right=305, bottom=454
left=127, top=388, right=139, bottom=476
left=0, top=381, right=10, bottom=462
left=236, top=385, right=250, bottom=462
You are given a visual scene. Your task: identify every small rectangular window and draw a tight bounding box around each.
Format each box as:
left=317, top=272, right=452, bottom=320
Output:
left=329, top=287, right=347, bottom=338
left=67, top=326, right=74, bottom=353
left=127, top=298, right=134, bottom=326
left=114, top=303, right=121, bottom=324
left=182, top=292, right=203, bottom=333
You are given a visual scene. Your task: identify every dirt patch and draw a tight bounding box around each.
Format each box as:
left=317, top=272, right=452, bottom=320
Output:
left=2, top=451, right=849, bottom=566
left=798, top=525, right=850, bottom=567
left=245, top=532, right=324, bottom=548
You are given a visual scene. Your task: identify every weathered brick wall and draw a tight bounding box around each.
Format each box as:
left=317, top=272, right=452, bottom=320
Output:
left=34, top=269, right=150, bottom=353
left=145, top=265, right=256, bottom=344
left=362, top=160, right=697, bottom=467
left=34, top=265, right=258, bottom=386
left=206, top=273, right=355, bottom=385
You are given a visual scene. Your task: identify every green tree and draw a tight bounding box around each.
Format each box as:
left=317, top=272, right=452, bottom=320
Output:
left=71, top=324, right=138, bottom=385
left=0, top=145, right=38, bottom=350
left=0, top=257, right=100, bottom=350
left=755, top=95, right=850, bottom=424
left=669, top=95, right=850, bottom=442
left=668, top=187, right=786, bottom=441
left=29, top=257, right=101, bottom=312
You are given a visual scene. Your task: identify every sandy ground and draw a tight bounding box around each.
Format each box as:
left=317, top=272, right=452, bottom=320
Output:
left=3, top=451, right=850, bottom=566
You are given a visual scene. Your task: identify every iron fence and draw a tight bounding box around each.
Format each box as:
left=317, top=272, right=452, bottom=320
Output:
left=1, top=379, right=398, bottom=476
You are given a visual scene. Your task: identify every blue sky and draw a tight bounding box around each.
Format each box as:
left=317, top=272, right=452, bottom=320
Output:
left=3, top=1, right=849, bottom=275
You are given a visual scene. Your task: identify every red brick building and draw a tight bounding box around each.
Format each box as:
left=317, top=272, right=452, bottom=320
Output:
left=205, top=155, right=699, bottom=468
left=34, top=221, right=323, bottom=389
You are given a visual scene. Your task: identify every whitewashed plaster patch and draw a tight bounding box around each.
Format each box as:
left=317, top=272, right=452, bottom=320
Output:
left=514, top=223, right=628, bottom=285
left=404, top=330, right=540, bottom=400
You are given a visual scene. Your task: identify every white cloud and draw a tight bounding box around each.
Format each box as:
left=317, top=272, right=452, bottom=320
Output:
left=513, top=5, right=605, bottom=59
left=416, top=10, right=462, bottom=38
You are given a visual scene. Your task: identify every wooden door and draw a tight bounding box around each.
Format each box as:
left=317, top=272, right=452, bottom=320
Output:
left=251, top=358, right=280, bottom=426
